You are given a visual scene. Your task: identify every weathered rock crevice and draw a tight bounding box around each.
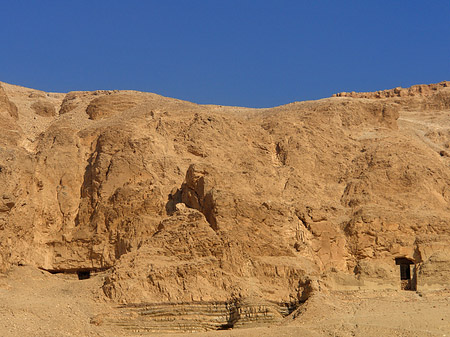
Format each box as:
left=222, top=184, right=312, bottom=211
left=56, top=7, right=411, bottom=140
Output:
left=168, top=164, right=219, bottom=230
left=275, top=141, right=287, bottom=166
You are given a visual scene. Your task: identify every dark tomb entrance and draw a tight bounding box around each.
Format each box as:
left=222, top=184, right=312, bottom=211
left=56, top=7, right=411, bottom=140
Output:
left=395, top=257, right=416, bottom=291
left=77, top=270, right=91, bottom=280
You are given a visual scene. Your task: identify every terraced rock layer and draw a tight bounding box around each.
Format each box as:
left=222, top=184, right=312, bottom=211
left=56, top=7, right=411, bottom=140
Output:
left=102, top=298, right=298, bottom=333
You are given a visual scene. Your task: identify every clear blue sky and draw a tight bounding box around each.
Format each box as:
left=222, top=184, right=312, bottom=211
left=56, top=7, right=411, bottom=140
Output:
left=1, top=1, right=449, bottom=108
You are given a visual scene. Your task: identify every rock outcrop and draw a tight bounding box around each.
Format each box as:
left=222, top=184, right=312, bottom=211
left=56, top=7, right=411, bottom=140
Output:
left=0, top=80, right=449, bottom=331
left=0, top=83, right=18, bottom=119
left=334, top=81, right=449, bottom=99
left=334, top=81, right=450, bottom=111
left=99, top=297, right=297, bottom=333
left=31, top=100, right=56, bottom=117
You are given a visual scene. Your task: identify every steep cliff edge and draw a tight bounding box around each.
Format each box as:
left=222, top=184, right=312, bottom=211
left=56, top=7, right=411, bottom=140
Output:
left=0, top=81, right=449, bottom=331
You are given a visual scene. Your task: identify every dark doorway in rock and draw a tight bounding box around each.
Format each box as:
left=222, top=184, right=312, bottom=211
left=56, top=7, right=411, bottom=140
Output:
left=395, top=257, right=416, bottom=291
left=77, top=270, right=91, bottom=280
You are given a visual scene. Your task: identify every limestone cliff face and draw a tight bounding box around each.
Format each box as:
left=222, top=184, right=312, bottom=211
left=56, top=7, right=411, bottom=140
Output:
left=0, top=81, right=449, bottom=306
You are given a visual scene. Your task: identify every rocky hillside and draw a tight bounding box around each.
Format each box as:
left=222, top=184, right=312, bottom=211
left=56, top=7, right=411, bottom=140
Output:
left=0, top=80, right=449, bottom=330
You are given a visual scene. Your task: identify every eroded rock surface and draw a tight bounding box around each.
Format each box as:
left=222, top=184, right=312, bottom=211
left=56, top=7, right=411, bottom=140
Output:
left=0, top=80, right=449, bottom=331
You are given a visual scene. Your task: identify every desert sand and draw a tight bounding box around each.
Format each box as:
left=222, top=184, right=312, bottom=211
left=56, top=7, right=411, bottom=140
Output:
left=1, top=265, right=449, bottom=336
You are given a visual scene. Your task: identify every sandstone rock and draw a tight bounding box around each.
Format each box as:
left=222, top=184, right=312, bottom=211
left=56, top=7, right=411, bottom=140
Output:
left=334, top=81, right=449, bottom=99
left=0, top=83, right=18, bottom=119
left=59, top=92, right=80, bottom=114
left=0, top=80, right=450, bottom=331
left=31, top=100, right=56, bottom=117
left=85, top=93, right=140, bottom=120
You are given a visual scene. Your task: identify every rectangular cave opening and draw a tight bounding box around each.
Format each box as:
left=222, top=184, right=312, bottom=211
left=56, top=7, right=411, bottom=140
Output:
left=77, top=270, right=91, bottom=280
left=400, top=264, right=411, bottom=280
left=395, top=257, right=416, bottom=291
